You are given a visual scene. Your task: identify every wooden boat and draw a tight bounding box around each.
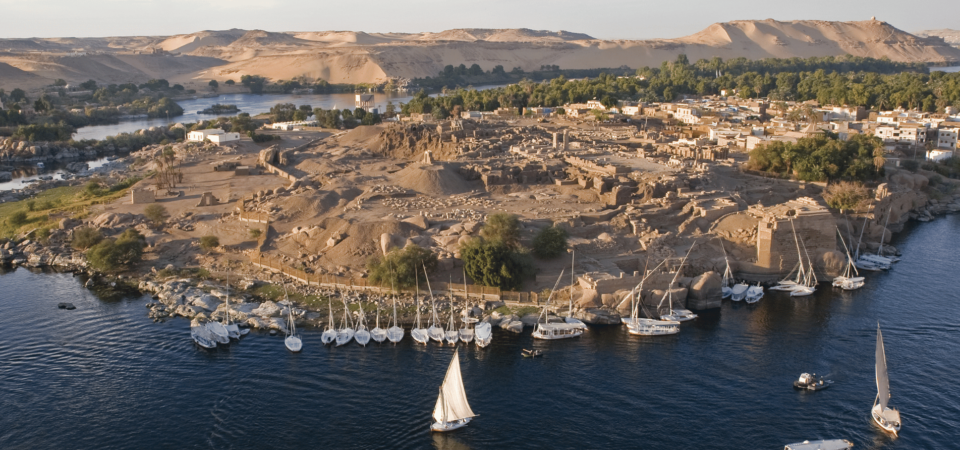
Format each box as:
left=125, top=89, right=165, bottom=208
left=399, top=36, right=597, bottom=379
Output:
left=430, top=349, right=477, bottom=432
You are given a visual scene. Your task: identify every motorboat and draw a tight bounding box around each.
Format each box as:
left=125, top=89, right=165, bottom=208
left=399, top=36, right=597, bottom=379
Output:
left=533, top=270, right=585, bottom=340
left=872, top=324, right=901, bottom=435
left=430, top=349, right=477, bottom=432
left=730, top=283, right=749, bottom=301
left=745, top=284, right=764, bottom=303
left=783, top=439, right=853, bottom=450
left=474, top=322, right=492, bottom=348
left=521, top=349, right=543, bottom=358
left=793, top=373, right=833, bottom=391
left=627, top=318, right=680, bottom=336
left=191, top=324, right=218, bottom=349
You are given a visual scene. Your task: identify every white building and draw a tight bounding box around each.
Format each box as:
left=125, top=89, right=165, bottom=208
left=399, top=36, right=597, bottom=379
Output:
left=269, top=120, right=318, bottom=131
left=927, top=149, right=953, bottom=162
left=874, top=123, right=927, bottom=147
left=675, top=106, right=701, bottom=124
left=187, top=129, right=240, bottom=143
left=208, top=132, right=240, bottom=144
left=936, top=126, right=959, bottom=150
left=355, top=94, right=377, bottom=113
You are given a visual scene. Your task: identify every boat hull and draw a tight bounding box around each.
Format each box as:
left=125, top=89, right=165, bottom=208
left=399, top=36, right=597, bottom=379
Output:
left=411, top=329, right=429, bottom=345
left=871, top=404, right=901, bottom=435
left=320, top=329, right=337, bottom=345
left=285, top=336, right=302, bottom=352
left=431, top=417, right=471, bottom=432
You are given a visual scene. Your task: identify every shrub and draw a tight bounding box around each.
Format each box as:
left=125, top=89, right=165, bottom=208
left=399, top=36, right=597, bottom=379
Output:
left=461, top=238, right=533, bottom=291
left=9, top=211, right=28, bottom=226
left=72, top=227, right=103, bottom=250
left=532, top=225, right=568, bottom=259
left=86, top=229, right=145, bottom=272
left=249, top=228, right=262, bottom=239
left=480, top=213, right=521, bottom=248
left=367, top=245, right=438, bottom=290
left=26, top=200, right=37, bottom=211
left=143, top=204, right=168, bottom=227
left=899, top=159, right=919, bottom=172
left=199, top=235, right=220, bottom=251
left=822, top=181, right=871, bottom=211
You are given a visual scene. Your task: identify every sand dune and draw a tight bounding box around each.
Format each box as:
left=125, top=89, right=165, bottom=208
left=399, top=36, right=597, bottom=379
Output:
left=1, top=19, right=958, bottom=91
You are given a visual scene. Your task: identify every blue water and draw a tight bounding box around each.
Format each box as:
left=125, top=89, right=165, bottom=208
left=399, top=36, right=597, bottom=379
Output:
left=1, top=217, right=959, bottom=449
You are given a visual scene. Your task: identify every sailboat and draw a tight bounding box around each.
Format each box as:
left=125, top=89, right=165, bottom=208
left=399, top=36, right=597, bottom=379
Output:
left=222, top=277, right=241, bottom=339
left=321, top=296, right=337, bottom=345
left=411, top=269, right=429, bottom=345
left=424, top=265, right=445, bottom=343
left=354, top=301, right=372, bottom=346
left=860, top=208, right=900, bottom=267
left=659, top=246, right=698, bottom=322
left=430, top=349, right=477, bottom=432
left=789, top=235, right=818, bottom=297
left=720, top=243, right=735, bottom=299
left=370, top=301, right=387, bottom=343
left=627, top=272, right=680, bottom=336
left=621, top=258, right=667, bottom=327
left=872, top=323, right=901, bottom=435
left=563, top=251, right=587, bottom=330
left=445, top=307, right=460, bottom=345
left=191, top=320, right=218, bottom=349
left=335, top=298, right=355, bottom=346
left=283, top=285, right=302, bottom=352
left=458, top=274, right=475, bottom=343
left=833, top=227, right=865, bottom=290
left=744, top=283, right=764, bottom=303
left=854, top=215, right=890, bottom=271
left=386, top=288, right=405, bottom=344
left=474, top=321, right=492, bottom=348
left=205, top=301, right=231, bottom=345
left=772, top=220, right=811, bottom=292
left=533, top=270, right=584, bottom=340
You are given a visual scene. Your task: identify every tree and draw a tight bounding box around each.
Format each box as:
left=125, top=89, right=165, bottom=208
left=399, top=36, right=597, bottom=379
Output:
left=480, top=213, right=521, bottom=248
left=153, top=147, right=182, bottom=191
left=532, top=226, right=568, bottom=259
left=240, top=75, right=266, bottom=94
left=143, top=204, right=169, bottom=227
left=86, top=229, right=145, bottom=272
left=249, top=228, right=262, bottom=239
left=9, top=88, right=27, bottom=102
left=54, top=79, right=67, bottom=87
left=208, top=80, right=219, bottom=91
left=270, top=103, right=298, bottom=122
left=822, top=181, right=870, bottom=211
left=199, top=235, right=220, bottom=252
left=72, top=227, right=103, bottom=250
left=873, top=146, right=886, bottom=173
left=225, top=79, right=235, bottom=86
left=461, top=238, right=533, bottom=291
left=367, top=245, right=439, bottom=290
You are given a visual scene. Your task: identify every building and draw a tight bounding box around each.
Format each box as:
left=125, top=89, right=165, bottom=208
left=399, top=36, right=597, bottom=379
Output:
left=269, top=120, right=318, bottom=131
left=874, top=123, right=927, bottom=147
left=936, top=126, right=959, bottom=150
left=675, top=106, right=701, bottom=124
left=355, top=94, right=376, bottom=113
left=187, top=129, right=240, bottom=143
left=208, top=132, right=240, bottom=144
left=753, top=197, right=836, bottom=271
left=130, top=188, right=155, bottom=204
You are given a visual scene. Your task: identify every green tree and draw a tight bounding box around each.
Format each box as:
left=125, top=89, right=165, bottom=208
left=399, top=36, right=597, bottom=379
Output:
left=224, top=79, right=235, bottom=86
left=208, top=80, right=219, bottom=91
left=481, top=213, right=521, bottom=248
left=249, top=228, right=262, bottom=239
left=143, top=204, right=168, bottom=227
left=199, top=235, right=220, bottom=251
left=532, top=226, right=568, bottom=259
left=461, top=238, right=533, bottom=291
left=367, top=245, right=439, bottom=290
left=10, top=88, right=27, bottom=102
left=240, top=75, right=266, bottom=94
left=86, top=229, right=145, bottom=272
left=72, top=227, right=103, bottom=250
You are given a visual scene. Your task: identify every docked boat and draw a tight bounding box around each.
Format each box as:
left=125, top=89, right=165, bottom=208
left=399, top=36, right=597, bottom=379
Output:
left=562, top=251, right=587, bottom=330
left=430, top=349, right=477, bottom=432
left=621, top=259, right=668, bottom=327
left=789, top=226, right=818, bottom=297
left=793, top=372, right=833, bottom=391
left=221, top=278, right=241, bottom=339
left=191, top=323, right=218, bottom=349
left=730, top=283, right=749, bottom=301
left=659, top=246, right=698, bottom=322
left=283, top=287, right=302, bottom=352
left=744, top=283, right=764, bottom=303
left=335, top=299, right=355, bottom=347
left=533, top=270, right=585, bottom=340
left=783, top=439, right=853, bottom=450
left=386, top=295, right=405, bottom=344
left=833, top=228, right=865, bottom=290
left=354, top=302, right=371, bottom=346
left=321, top=297, right=337, bottom=345
left=627, top=318, right=680, bottom=336
left=853, top=215, right=891, bottom=270
left=474, top=322, right=492, bottom=348
left=458, top=317, right=475, bottom=344
left=411, top=271, right=429, bottom=345
left=205, top=319, right=230, bottom=345
left=720, top=244, right=735, bottom=299
left=444, top=307, right=459, bottom=345
left=872, top=324, right=901, bottom=435
left=423, top=268, right=445, bottom=343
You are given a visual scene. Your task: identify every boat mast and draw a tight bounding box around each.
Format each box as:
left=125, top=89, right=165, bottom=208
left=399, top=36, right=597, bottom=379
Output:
left=569, top=250, right=575, bottom=318
left=878, top=207, right=891, bottom=257
left=423, top=262, right=439, bottom=327
left=415, top=267, right=421, bottom=328
left=789, top=219, right=805, bottom=283
left=855, top=215, right=869, bottom=260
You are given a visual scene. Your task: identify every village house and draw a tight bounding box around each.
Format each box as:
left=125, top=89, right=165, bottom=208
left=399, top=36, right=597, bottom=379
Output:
left=187, top=129, right=239, bottom=143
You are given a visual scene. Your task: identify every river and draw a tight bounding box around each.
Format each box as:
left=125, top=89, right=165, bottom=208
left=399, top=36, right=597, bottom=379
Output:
left=1, top=216, right=959, bottom=449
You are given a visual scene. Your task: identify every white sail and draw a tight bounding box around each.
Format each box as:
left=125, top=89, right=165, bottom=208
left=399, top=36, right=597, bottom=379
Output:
left=876, top=325, right=891, bottom=409
left=432, top=350, right=476, bottom=423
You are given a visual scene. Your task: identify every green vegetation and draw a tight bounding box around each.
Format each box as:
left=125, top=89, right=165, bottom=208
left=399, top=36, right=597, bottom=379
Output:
left=143, top=204, right=168, bottom=227
left=249, top=228, right=262, bottom=239
left=86, top=229, right=145, bottom=272
left=199, top=235, right=220, bottom=251
left=747, top=134, right=885, bottom=182
left=8, top=211, right=28, bottom=227
left=532, top=225, right=568, bottom=259
left=308, top=107, right=381, bottom=129
left=480, top=212, right=521, bottom=248
left=367, top=245, right=439, bottom=290
left=822, top=181, right=872, bottom=211
left=461, top=238, right=534, bottom=291
left=249, top=131, right=281, bottom=143
left=71, top=227, right=103, bottom=250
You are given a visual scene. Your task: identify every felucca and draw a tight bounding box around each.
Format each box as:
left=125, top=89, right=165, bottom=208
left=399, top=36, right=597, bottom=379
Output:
left=386, top=285, right=405, bottom=344
left=720, top=242, right=735, bottom=300
left=283, top=284, right=302, bottom=352
left=659, top=245, right=698, bottom=322
left=457, top=271, right=475, bottom=344
left=621, top=258, right=667, bottom=327
left=832, top=227, right=864, bottom=290
left=563, top=251, right=587, bottom=330
left=335, top=298, right=355, bottom=347
left=222, top=277, right=242, bottom=339
left=444, top=281, right=459, bottom=345
left=321, top=295, right=337, bottom=345
left=533, top=270, right=584, bottom=340
left=430, top=348, right=477, bottom=432
left=411, top=269, right=429, bottom=345
left=354, top=301, right=372, bottom=346
left=789, top=234, right=818, bottom=297
left=424, top=265, right=445, bottom=343
left=872, top=323, right=901, bottom=435
left=370, top=301, right=387, bottom=344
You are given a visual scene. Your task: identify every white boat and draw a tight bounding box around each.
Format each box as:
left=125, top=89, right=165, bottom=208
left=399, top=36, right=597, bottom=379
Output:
left=335, top=299, right=355, bottom=347
left=355, top=302, right=372, bottom=346
left=621, top=259, right=669, bottom=327
left=430, top=349, right=477, bottom=432
left=872, top=324, right=901, bottom=435
left=191, top=324, right=218, bottom=349
left=533, top=270, right=585, bottom=340
left=627, top=318, right=680, bottom=336
left=833, top=227, right=865, bottom=290
left=321, top=297, right=337, bottom=345
left=444, top=308, right=459, bottom=345
left=371, top=302, right=388, bottom=343
left=853, top=215, right=891, bottom=270
left=222, top=278, right=241, bottom=339
left=730, top=283, right=749, bottom=301
left=745, top=284, right=764, bottom=303
left=783, top=439, right=854, bottom=450
left=423, top=269, right=445, bottom=343
left=720, top=243, right=734, bottom=299
left=386, top=295, right=405, bottom=344
left=562, top=251, right=587, bottom=330
left=785, top=221, right=818, bottom=297
left=411, top=270, right=429, bottom=344
left=283, top=286, right=302, bottom=352
left=658, top=246, right=698, bottom=322
left=205, top=320, right=230, bottom=345
left=458, top=274, right=476, bottom=343
left=474, top=322, right=492, bottom=348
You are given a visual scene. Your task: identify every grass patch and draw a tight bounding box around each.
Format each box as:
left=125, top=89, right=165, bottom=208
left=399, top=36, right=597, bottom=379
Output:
left=155, top=267, right=211, bottom=280
left=492, top=305, right=540, bottom=316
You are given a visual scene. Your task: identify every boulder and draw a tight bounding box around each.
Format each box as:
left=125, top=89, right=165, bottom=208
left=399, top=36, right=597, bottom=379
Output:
left=575, top=289, right=601, bottom=308
left=820, top=251, right=846, bottom=277
left=686, top=271, right=722, bottom=310
left=246, top=316, right=270, bottom=329
left=520, top=313, right=540, bottom=327
left=0, top=172, right=11, bottom=182
left=251, top=300, right=281, bottom=317
left=600, top=293, right=618, bottom=308
left=191, top=294, right=221, bottom=312
left=574, top=308, right=622, bottom=325
left=402, top=215, right=430, bottom=230
left=380, top=232, right=396, bottom=256
left=502, top=320, right=524, bottom=333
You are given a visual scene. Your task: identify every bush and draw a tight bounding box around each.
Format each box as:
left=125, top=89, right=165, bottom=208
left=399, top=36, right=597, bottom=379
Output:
left=480, top=213, right=521, bottom=248
left=199, top=235, right=220, bottom=251
left=143, top=204, right=168, bottom=227
left=822, top=181, right=871, bottom=211
left=899, top=159, right=919, bottom=172
left=86, top=229, right=145, bottom=272
left=532, top=225, right=568, bottom=259
left=249, top=228, right=262, bottom=239
left=72, top=227, right=103, bottom=250
left=367, top=245, right=438, bottom=290
left=9, top=211, right=28, bottom=226
left=26, top=200, right=36, bottom=211
left=461, top=238, right=533, bottom=291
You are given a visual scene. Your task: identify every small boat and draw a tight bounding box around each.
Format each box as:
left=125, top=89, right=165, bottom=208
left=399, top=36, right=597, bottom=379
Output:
left=474, top=322, right=492, bottom=348
left=745, top=283, right=764, bottom=303
left=424, top=270, right=445, bottom=343
left=282, top=285, right=302, bottom=352
left=411, top=270, right=429, bottom=345
left=205, top=320, right=230, bottom=345
left=444, top=303, right=459, bottom=345
left=730, top=283, right=749, bottom=301
left=627, top=318, right=680, bottom=336
left=521, top=349, right=542, bottom=358
left=458, top=319, right=475, bottom=344
left=430, top=349, right=477, bottom=432
left=371, top=302, right=388, bottom=343
left=853, top=214, right=891, bottom=270
left=658, top=246, right=698, bottom=322
left=335, top=299, right=355, bottom=347
left=222, top=279, right=241, bottom=339
left=533, top=270, right=585, bottom=340
left=793, top=372, right=833, bottom=391
left=321, top=297, right=337, bottom=345
left=720, top=244, right=734, bottom=299
left=833, top=227, right=865, bottom=290
left=36, top=162, right=45, bottom=170
left=783, top=439, right=854, bottom=450
left=562, top=251, right=587, bottom=330
left=789, top=226, right=818, bottom=297
left=354, top=302, right=372, bottom=346
left=191, top=323, right=218, bottom=349
left=872, top=323, right=901, bottom=435
left=386, top=294, right=404, bottom=344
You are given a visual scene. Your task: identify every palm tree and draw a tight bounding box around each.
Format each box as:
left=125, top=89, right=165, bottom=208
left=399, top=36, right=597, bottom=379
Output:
left=873, top=147, right=886, bottom=173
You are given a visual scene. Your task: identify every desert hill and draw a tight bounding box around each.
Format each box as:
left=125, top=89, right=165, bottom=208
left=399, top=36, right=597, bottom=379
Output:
left=1, top=19, right=958, bottom=91
left=916, top=29, right=960, bottom=47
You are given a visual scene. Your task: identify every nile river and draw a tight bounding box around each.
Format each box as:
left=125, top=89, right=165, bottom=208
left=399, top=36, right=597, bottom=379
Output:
left=1, top=216, right=959, bottom=449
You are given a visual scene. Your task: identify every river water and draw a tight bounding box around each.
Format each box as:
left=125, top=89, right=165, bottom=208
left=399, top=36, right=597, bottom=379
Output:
left=1, top=216, right=959, bottom=449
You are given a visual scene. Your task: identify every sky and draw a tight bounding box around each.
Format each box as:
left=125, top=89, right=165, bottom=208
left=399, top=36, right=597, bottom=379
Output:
left=0, top=0, right=957, bottom=39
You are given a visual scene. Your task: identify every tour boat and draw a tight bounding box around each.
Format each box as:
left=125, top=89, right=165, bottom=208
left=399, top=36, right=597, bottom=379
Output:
left=793, top=372, right=833, bottom=391
left=354, top=302, right=372, bottom=346
left=335, top=299, right=355, bottom=347
left=872, top=324, right=901, bottom=435
left=833, top=228, right=865, bottom=290
left=386, top=295, right=405, bottom=344
left=659, top=246, right=698, bottom=322
left=474, top=322, right=492, bottom=348
left=321, top=297, right=337, bottom=345
left=423, top=268, right=445, bottom=343
left=745, top=283, right=764, bottom=303
left=730, top=283, right=749, bottom=301
left=533, top=270, right=585, bottom=340
left=191, top=323, right=218, bottom=349
left=283, top=287, right=302, bottom=352
left=627, top=318, right=681, bottom=336
left=562, top=251, right=587, bottom=330
left=783, top=439, right=853, bottom=450
left=430, top=349, right=477, bottom=432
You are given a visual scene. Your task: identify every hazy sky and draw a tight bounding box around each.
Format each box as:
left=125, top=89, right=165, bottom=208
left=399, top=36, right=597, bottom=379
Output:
left=0, top=0, right=957, bottom=39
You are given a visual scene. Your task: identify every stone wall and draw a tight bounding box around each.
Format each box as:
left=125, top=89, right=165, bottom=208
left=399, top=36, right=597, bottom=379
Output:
left=755, top=197, right=836, bottom=271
